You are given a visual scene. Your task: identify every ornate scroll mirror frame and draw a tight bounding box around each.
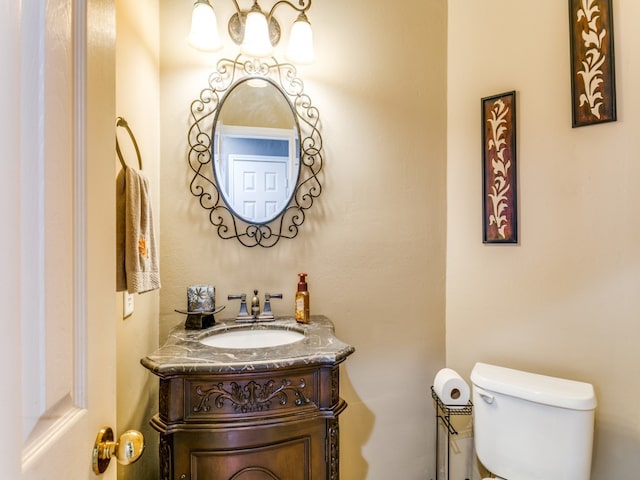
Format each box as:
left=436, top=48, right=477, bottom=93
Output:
left=188, top=54, right=323, bottom=247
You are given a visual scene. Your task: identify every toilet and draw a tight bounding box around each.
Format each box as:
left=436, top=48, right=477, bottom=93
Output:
left=470, top=362, right=597, bottom=480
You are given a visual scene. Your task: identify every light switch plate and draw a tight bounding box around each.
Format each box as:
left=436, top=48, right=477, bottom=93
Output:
left=124, top=292, right=134, bottom=318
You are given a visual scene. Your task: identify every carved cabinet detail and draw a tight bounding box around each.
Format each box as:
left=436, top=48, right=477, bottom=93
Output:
left=151, top=364, right=346, bottom=480
left=142, top=316, right=354, bottom=480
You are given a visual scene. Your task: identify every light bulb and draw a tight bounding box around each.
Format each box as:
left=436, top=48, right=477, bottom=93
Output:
left=241, top=9, right=273, bottom=57
left=285, top=13, right=314, bottom=64
left=187, top=0, right=222, bottom=52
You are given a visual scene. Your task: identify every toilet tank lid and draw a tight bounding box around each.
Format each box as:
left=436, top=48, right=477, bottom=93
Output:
left=471, top=363, right=597, bottom=411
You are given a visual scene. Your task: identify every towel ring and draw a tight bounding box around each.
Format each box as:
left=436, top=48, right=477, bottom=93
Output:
left=116, top=116, right=143, bottom=170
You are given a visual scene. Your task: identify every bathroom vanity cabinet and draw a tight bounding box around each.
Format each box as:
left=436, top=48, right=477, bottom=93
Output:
left=141, top=316, right=354, bottom=480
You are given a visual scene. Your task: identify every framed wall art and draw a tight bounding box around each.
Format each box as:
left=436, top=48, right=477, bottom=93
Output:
left=481, top=91, right=517, bottom=244
left=569, top=0, right=616, bottom=127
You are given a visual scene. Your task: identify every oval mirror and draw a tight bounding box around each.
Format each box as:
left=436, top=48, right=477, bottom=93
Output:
left=188, top=56, right=323, bottom=248
left=212, top=78, right=300, bottom=224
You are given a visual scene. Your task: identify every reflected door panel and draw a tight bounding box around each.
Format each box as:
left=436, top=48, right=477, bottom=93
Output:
left=231, top=156, right=288, bottom=223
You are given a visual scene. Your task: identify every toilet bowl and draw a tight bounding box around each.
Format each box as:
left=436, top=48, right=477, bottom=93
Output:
left=471, top=362, right=596, bottom=480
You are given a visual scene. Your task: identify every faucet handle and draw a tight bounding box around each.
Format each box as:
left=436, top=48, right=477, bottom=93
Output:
left=227, top=293, right=253, bottom=321
left=258, top=293, right=282, bottom=321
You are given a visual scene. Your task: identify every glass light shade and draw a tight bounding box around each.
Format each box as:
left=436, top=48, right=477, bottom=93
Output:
left=285, top=14, right=315, bottom=64
left=241, top=10, right=273, bottom=57
left=188, top=1, right=222, bottom=52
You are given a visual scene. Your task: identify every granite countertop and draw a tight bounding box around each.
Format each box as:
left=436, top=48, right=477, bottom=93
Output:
left=141, top=315, right=355, bottom=375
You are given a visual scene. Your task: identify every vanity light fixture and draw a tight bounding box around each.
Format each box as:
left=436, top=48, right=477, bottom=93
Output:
left=188, top=0, right=315, bottom=64
left=285, top=12, right=314, bottom=64
left=241, top=2, right=273, bottom=57
left=187, top=0, right=222, bottom=51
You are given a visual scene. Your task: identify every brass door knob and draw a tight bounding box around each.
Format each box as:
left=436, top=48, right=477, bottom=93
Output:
left=92, top=426, right=145, bottom=474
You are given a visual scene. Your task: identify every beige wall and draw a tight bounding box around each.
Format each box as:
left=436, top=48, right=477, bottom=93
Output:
left=114, top=0, right=640, bottom=478
left=447, top=0, right=640, bottom=478
left=115, top=1, right=160, bottom=478
left=159, top=0, right=447, bottom=478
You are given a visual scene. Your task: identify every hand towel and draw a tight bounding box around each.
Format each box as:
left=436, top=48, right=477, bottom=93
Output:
left=116, top=166, right=161, bottom=293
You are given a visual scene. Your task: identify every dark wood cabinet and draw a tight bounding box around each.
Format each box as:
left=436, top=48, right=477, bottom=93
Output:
left=143, top=317, right=353, bottom=480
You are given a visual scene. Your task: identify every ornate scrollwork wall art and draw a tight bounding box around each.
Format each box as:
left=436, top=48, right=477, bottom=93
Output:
left=481, top=91, right=517, bottom=244
left=188, top=54, right=323, bottom=247
left=569, top=0, right=616, bottom=127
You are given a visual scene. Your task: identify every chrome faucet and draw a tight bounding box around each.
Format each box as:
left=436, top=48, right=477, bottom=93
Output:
left=228, top=290, right=282, bottom=322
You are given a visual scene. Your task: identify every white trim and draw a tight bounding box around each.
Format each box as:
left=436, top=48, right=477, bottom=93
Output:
left=74, top=0, right=89, bottom=411
left=20, top=0, right=47, bottom=444
left=22, top=402, right=86, bottom=468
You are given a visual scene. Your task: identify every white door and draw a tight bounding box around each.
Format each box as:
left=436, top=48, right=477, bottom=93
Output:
left=1, top=1, right=119, bottom=478
left=230, top=155, right=289, bottom=222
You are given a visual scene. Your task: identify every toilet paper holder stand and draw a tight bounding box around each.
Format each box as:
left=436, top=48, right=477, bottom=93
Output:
left=431, top=386, right=472, bottom=435
left=431, top=386, right=473, bottom=480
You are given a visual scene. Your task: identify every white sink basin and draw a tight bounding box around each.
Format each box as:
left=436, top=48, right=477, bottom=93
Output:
left=200, top=328, right=305, bottom=349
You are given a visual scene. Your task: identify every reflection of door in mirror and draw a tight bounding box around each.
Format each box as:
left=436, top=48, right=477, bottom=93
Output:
left=230, top=155, right=288, bottom=222
left=214, top=122, right=299, bottom=223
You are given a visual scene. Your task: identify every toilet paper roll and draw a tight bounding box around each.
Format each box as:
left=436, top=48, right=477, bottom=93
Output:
left=433, top=368, right=470, bottom=407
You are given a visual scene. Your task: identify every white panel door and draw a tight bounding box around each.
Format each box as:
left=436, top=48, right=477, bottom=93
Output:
left=2, top=1, right=118, bottom=478
left=230, top=155, right=289, bottom=222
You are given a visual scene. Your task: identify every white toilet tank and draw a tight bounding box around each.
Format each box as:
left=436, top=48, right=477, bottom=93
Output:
left=471, top=362, right=596, bottom=480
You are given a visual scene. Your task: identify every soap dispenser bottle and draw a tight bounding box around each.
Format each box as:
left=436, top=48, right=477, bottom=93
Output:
left=295, top=273, right=310, bottom=324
